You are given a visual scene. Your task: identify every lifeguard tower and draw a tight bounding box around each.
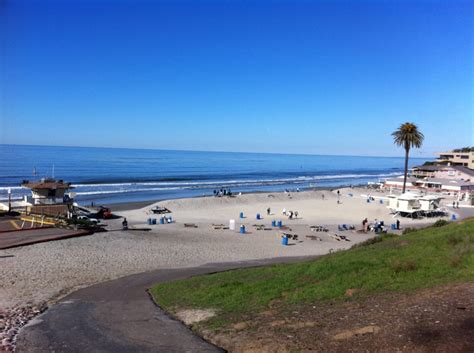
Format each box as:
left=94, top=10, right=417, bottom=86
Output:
left=21, top=178, right=74, bottom=217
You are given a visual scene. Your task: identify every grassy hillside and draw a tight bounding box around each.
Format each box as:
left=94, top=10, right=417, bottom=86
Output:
left=150, top=219, right=474, bottom=329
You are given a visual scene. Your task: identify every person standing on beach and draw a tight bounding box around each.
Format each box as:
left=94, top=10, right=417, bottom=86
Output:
left=267, top=207, right=271, bottom=216
left=322, top=194, right=325, bottom=200
left=282, top=208, right=286, bottom=216
left=362, top=218, right=368, bottom=232
left=337, top=190, right=340, bottom=204
left=396, top=219, right=400, bottom=230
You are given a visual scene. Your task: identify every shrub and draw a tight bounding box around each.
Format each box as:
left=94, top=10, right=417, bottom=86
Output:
left=351, top=233, right=396, bottom=248
left=432, top=220, right=449, bottom=228
left=402, top=228, right=417, bottom=235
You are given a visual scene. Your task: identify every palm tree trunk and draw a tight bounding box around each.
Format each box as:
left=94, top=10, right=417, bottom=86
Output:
left=402, top=147, right=409, bottom=193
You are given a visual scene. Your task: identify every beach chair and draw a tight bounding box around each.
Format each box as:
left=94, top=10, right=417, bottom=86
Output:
left=329, top=233, right=341, bottom=241
left=305, top=235, right=322, bottom=241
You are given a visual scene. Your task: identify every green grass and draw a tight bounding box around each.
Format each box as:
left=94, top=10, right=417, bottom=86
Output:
left=150, top=219, right=474, bottom=328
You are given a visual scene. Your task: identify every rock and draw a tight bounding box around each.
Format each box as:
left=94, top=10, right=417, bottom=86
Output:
left=345, top=288, right=358, bottom=297
left=286, top=321, right=317, bottom=329
left=232, top=322, right=249, bottom=330
left=270, top=320, right=286, bottom=327
left=0, top=303, right=47, bottom=352
left=333, top=325, right=381, bottom=340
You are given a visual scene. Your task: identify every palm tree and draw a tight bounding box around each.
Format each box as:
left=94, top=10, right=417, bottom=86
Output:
left=392, top=122, right=424, bottom=193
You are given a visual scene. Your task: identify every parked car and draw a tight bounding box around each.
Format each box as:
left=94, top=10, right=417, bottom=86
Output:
left=76, top=215, right=99, bottom=224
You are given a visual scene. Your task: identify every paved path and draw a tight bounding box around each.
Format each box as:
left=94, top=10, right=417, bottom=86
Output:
left=0, top=227, right=91, bottom=250
left=16, top=256, right=315, bottom=353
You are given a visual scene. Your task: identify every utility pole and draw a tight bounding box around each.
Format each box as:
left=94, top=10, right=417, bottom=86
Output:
left=7, top=188, right=11, bottom=213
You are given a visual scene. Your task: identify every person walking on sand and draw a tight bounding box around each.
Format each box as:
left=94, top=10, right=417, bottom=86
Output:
left=267, top=207, right=271, bottom=216
left=337, top=190, right=341, bottom=204
left=122, top=218, right=128, bottom=230
left=322, top=194, right=325, bottom=200
left=282, top=208, right=286, bottom=216
left=453, top=201, right=456, bottom=208
left=456, top=201, right=459, bottom=208
left=295, top=211, right=299, bottom=219
left=396, top=219, right=400, bottom=230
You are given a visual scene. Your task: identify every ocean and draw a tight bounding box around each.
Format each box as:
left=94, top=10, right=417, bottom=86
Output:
left=0, top=145, right=430, bottom=205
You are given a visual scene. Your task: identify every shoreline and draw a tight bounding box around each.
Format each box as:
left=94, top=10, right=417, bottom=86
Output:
left=102, top=184, right=363, bottom=211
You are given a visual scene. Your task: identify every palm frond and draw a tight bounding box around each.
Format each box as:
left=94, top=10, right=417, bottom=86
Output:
left=392, top=122, right=424, bottom=150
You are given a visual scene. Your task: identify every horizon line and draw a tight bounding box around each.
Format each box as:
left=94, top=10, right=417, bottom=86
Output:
left=0, top=143, right=434, bottom=159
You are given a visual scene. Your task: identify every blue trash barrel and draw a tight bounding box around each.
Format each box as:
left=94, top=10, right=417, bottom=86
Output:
left=277, top=220, right=283, bottom=227
left=256, top=213, right=261, bottom=220
left=451, top=214, right=457, bottom=221
left=240, top=225, right=246, bottom=234
left=380, top=199, right=384, bottom=204
left=240, top=212, right=244, bottom=219
left=147, top=218, right=152, bottom=225
left=168, top=216, right=173, bottom=223
left=152, top=218, right=157, bottom=225
left=391, top=224, right=396, bottom=230
left=160, top=217, right=165, bottom=224
left=271, top=220, right=276, bottom=227
left=367, top=199, right=370, bottom=203
left=281, top=236, right=288, bottom=245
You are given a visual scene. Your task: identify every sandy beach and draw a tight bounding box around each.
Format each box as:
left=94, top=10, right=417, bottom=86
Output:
left=0, top=187, right=454, bottom=310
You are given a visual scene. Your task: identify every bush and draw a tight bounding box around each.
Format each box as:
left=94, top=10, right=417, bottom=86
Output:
left=432, top=220, right=450, bottom=228
left=402, top=228, right=417, bottom=235
left=351, top=233, right=396, bottom=248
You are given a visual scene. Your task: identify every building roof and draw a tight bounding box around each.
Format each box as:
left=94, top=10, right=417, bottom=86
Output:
left=397, top=193, right=420, bottom=200
left=21, top=179, right=72, bottom=190
left=412, top=165, right=445, bottom=171
left=384, top=177, right=419, bottom=184
left=412, top=164, right=474, bottom=176
left=415, top=178, right=473, bottom=187
left=419, top=195, right=443, bottom=201
left=452, top=165, right=474, bottom=177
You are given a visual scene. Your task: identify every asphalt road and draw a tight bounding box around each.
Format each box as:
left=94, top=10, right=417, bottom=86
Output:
left=16, top=256, right=315, bottom=353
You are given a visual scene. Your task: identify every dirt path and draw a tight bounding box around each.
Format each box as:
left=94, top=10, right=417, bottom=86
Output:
left=206, top=283, right=474, bottom=353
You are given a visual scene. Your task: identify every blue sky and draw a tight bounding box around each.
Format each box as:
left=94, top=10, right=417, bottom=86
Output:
left=1, top=0, right=472, bottom=157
